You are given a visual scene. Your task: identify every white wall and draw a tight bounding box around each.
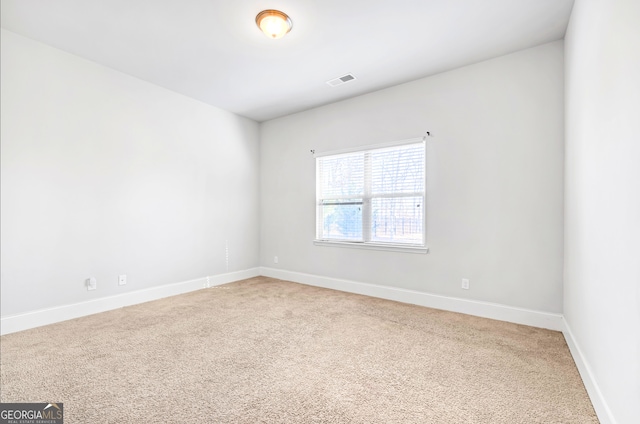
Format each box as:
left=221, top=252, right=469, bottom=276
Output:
left=0, top=29, right=260, bottom=318
left=564, top=0, right=640, bottom=423
left=260, top=41, right=565, bottom=313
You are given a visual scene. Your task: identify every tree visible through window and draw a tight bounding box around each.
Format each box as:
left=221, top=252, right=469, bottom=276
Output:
left=316, top=139, right=425, bottom=247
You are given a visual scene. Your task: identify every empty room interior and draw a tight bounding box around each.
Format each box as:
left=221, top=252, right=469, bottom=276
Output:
left=1, top=0, right=638, bottom=423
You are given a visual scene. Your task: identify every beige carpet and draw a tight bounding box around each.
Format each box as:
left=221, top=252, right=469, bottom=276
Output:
left=1, top=277, right=597, bottom=423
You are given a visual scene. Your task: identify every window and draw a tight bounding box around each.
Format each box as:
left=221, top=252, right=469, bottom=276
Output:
left=315, top=138, right=426, bottom=252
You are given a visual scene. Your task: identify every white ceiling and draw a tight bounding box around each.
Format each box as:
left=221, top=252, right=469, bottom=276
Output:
left=1, top=0, right=574, bottom=122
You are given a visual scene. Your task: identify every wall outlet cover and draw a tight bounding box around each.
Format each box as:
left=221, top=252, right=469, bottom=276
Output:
left=86, top=277, right=97, bottom=291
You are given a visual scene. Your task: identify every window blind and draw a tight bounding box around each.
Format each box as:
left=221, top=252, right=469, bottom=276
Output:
left=316, top=140, right=425, bottom=246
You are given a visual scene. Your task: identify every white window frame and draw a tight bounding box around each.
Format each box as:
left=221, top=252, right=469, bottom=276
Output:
left=314, top=137, right=428, bottom=254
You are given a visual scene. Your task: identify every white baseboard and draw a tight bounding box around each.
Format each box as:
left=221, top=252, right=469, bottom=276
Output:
left=0, top=268, right=260, bottom=336
left=2, top=266, right=612, bottom=424
left=562, top=321, right=617, bottom=424
left=259, top=267, right=564, bottom=331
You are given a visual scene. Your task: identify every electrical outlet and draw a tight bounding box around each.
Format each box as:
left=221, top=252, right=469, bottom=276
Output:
left=461, top=278, right=470, bottom=290
left=118, top=275, right=127, bottom=286
left=274, top=256, right=279, bottom=264
left=86, top=277, right=97, bottom=291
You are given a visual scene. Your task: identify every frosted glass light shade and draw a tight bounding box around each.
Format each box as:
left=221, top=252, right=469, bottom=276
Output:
left=256, top=10, right=292, bottom=39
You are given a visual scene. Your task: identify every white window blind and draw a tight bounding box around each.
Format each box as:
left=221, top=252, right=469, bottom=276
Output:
left=316, top=139, right=425, bottom=248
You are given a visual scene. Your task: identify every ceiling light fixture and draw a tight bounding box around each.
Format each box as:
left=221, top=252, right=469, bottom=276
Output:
left=255, top=9, right=292, bottom=39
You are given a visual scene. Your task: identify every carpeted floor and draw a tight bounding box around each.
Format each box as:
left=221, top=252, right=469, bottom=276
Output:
left=1, top=277, right=598, bottom=423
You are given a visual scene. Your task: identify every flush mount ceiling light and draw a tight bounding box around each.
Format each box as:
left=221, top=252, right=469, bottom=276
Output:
left=255, top=9, right=292, bottom=39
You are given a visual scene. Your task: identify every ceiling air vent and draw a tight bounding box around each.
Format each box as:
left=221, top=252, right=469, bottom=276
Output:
left=326, top=73, right=357, bottom=87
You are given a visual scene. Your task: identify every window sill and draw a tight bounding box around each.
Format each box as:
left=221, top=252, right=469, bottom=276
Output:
left=313, top=240, right=429, bottom=254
